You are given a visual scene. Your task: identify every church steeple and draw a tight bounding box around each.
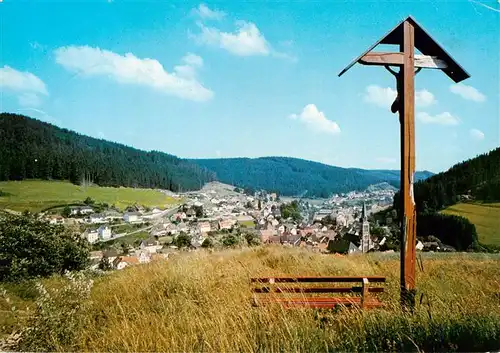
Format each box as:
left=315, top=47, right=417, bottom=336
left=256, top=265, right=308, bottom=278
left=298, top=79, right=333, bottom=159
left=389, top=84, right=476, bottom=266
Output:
left=360, top=202, right=371, bottom=253
left=361, top=202, right=367, bottom=221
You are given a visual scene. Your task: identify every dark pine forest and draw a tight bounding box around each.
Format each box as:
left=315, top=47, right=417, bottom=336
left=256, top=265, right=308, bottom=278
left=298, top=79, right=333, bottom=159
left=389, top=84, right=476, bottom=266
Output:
left=392, top=147, right=500, bottom=251
left=0, top=113, right=215, bottom=191
left=394, top=147, right=500, bottom=214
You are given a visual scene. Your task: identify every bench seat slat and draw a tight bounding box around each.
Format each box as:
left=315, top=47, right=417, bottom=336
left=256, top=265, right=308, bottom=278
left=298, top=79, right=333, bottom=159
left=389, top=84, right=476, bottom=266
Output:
left=251, top=276, right=386, bottom=283
left=254, top=297, right=384, bottom=308
left=253, top=286, right=384, bottom=293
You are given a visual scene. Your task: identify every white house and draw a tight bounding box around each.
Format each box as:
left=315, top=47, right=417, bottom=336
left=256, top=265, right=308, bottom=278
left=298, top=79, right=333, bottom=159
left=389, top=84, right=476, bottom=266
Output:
left=89, top=213, right=106, bottom=224
left=335, top=214, right=347, bottom=227
left=98, top=225, right=112, bottom=240
left=218, top=219, right=234, bottom=230
left=140, top=238, right=163, bottom=254
left=416, top=240, right=424, bottom=251
left=198, top=222, right=211, bottom=234
left=86, top=230, right=99, bottom=244
left=70, top=206, right=93, bottom=216
left=152, top=208, right=162, bottom=214
left=124, top=212, right=142, bottom=223
left=48, top=216, right=64, bottom=225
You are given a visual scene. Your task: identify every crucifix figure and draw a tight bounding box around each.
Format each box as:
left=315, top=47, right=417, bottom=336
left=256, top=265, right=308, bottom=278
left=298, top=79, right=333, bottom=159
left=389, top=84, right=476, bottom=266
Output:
left=338, top=16, right=470, bottom=309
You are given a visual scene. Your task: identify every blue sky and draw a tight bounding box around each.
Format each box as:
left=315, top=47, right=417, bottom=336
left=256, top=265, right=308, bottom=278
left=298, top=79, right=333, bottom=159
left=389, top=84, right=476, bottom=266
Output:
left=1, top=0, right=498, bottom=173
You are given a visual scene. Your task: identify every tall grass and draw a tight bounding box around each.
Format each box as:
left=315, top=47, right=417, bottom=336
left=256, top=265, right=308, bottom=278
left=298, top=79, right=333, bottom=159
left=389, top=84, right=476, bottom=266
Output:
left=6, top=247, right=500, bottom=352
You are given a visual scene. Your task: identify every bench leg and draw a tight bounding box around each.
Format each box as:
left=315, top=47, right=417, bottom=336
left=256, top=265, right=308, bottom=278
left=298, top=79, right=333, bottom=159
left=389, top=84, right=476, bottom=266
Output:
left=361, top=278, right=369, bottom=309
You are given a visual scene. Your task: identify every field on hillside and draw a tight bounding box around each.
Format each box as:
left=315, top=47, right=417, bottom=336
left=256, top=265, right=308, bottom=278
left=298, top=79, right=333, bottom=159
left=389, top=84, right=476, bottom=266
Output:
left=442, top=202, right=500, bottom=246
left=0, top=180, right=179, bottom=212
left=2, top=247, right=499, bottom=352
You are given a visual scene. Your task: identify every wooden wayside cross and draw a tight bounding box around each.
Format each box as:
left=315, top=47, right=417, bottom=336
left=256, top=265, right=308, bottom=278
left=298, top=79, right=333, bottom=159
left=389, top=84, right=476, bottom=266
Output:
left=338, top=16, right=470, bottom=309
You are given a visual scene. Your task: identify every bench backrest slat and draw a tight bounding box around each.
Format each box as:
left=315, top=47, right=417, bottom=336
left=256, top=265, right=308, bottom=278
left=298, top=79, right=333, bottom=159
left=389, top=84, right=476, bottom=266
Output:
left=251, top=276, right=386, bottom=283
left=253, top=286, right=384, bottom=293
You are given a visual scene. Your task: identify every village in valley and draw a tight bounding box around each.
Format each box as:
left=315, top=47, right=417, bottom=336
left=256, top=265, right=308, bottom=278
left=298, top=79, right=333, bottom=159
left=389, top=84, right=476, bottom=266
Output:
left=36, top=180, right=451, bottom=272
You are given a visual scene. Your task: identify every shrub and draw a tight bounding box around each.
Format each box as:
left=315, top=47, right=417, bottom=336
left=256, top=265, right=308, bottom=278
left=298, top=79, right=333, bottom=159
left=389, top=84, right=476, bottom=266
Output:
left=0, top=214, right=90, bottom=282
left=17, top=272, right=94, bottom=351
left=83, top=197, right=95, bottom=205
left=173, top=232, right=192, bottom=248
left=201, top=237, right=213, bottom=248
left=244, top=232, right=260, bottom=246
left=222, top=234, right=238, bottom=247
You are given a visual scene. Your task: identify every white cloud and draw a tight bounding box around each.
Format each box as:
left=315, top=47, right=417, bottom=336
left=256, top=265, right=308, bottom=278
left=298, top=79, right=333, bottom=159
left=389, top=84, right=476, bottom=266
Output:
left=415, top=89, right=436, bottom=107
left=174, top=53, right=204, bottom=79
left=450, top=83, right=486, bottom=102
left=194, top=21, right=270, bottom=56
left=182, top=53, right=203, bottom=67
left=364, top=85, right=436, bottom=108
left=470, top=128, right=485, bottom=141
left=0, top=65, right=48, bottom=107
left=417, top=112, right=460, bottom=125
left=364, top=85, right=396, bottom=108
left=192, top=3, right=225, bottom=20
left=289, top=104, right=340, bottom=135
left=54, top=46, right=213, bottom=102
left=0, top=65, right=48, bottom=95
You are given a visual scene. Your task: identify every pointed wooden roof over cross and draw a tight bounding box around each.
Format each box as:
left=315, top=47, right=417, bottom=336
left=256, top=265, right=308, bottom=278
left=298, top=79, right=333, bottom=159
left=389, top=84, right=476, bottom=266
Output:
left=338, top=16, right=470, bottom=83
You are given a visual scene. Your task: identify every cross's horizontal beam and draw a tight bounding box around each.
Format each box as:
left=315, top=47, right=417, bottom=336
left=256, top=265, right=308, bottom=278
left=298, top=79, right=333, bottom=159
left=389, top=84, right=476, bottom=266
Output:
left=414, top=55, right=448, bottom=69
left=359, top=52, right=448, bottom=69
left=359, top=52, right=404, bottom=66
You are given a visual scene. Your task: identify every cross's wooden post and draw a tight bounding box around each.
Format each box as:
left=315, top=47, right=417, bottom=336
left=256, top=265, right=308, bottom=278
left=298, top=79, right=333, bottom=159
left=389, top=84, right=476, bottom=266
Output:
left=400, top=20, right=417, bottom=309
left=338, top=15, right=470, bottom=311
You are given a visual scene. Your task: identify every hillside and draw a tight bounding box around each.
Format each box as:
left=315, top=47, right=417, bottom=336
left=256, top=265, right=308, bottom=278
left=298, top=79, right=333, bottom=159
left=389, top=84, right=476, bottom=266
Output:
left=408, top=147, right=500, bottom=213
left=192, top=157, right=433, bottom=197
left=442, top=202, right=500, bottom=246
left=2, top=247, right=499, bottom=351
left=0, top=113, right=215, bottom=192
left=390, top=147, right=500, bottom=250
left=0, top=180, right=179, bottom=212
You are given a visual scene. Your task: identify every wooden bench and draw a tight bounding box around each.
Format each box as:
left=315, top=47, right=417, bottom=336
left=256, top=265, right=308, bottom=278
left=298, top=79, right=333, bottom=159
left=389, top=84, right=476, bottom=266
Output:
left=251, top=276, right=386, bottom=309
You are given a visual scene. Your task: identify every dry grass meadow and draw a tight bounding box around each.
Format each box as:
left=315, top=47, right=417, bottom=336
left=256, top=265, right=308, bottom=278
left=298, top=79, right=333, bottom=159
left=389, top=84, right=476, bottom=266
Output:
left=3, top=246, right=500, bottom=352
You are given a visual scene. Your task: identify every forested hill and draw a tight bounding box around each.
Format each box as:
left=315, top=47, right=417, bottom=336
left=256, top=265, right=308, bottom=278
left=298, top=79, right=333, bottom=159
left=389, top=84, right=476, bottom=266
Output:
left=0, top=113, right=215, bottom=191
left=403, top=147, right=500, bottom=213
left=191, top=157, right=433, bottom=197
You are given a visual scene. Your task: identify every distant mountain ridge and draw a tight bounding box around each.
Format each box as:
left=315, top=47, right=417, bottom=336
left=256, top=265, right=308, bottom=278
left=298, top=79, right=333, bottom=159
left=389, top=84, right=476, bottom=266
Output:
left=0, top=113, right=434, bottom=196
left=0, top=113, right=215, bottom=191
left=191, top=157, right=433, bottom=197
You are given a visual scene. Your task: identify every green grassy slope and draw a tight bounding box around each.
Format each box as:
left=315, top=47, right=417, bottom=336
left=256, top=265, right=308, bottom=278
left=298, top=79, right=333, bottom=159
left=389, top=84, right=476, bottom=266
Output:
left=0, top=180, right=179, bottom=212
left=442, top=202, right=500, bottom=246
